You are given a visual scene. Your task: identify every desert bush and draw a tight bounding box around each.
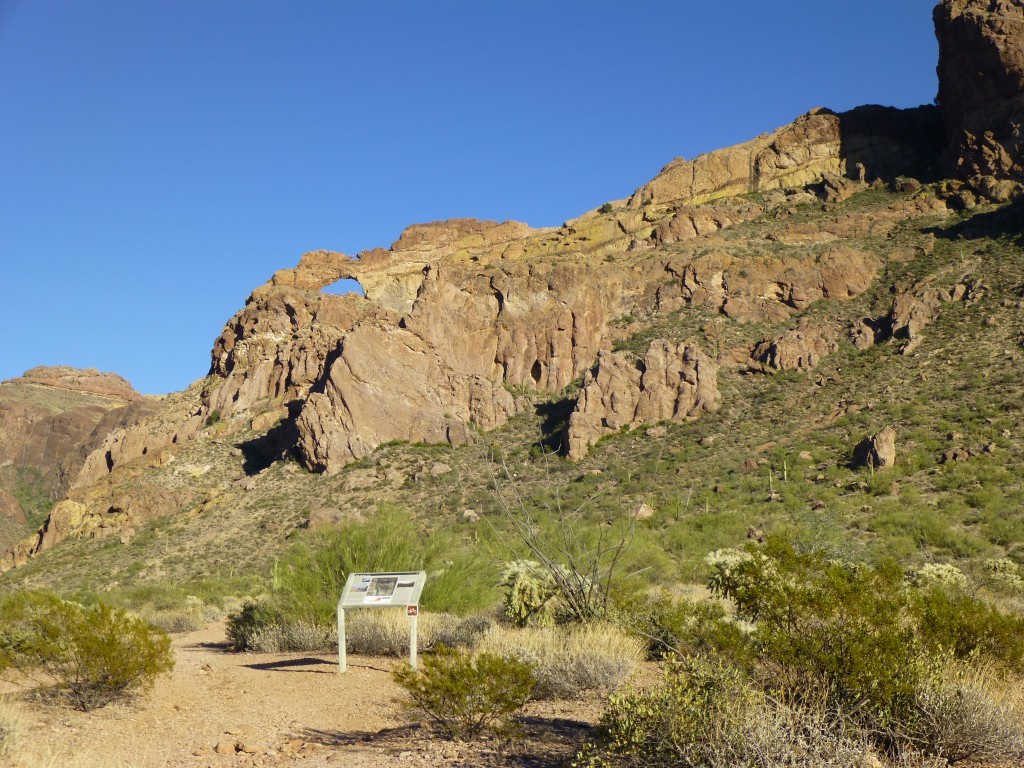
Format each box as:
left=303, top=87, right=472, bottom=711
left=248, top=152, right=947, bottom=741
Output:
left=392, top=644, right=535, bottom=741
left=614, top=590, right=751, bottom=663
left=576, top=657, right=878, bottom=768
left=347, top=611, right=490, bottom=656
left=909, top=662, right=1024, bottom=764
left=0, top=591, right=173, bottom=711
left=227, top=601, right=490, bottom=655
left=708, top=539, right=921, bottom=729
left=140, top=595, right=217, bottom=634
left=477, top=623, right=643, bottom=699
left=576, top=656, right=753, bottom=768
left=250, top=505, right=498, bottom=637
left=911, top=585, right=1024, bottom=669
left=226, top=600, right=284, bottom=651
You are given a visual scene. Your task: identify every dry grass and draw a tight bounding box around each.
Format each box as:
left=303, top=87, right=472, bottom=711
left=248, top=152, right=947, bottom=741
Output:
left=911, top=662, right=1024, bottom=763
left=478, top=623, right=644, bottom=699
left=0, top=696, right=64, bottom=768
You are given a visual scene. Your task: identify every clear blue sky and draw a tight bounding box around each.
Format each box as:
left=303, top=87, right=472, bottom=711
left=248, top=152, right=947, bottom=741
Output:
left=1, top=0, right=939, bottom=395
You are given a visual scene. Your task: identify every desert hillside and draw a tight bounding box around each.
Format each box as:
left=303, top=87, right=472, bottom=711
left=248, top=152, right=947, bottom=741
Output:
left=2, top=1, right=1024, bottom=766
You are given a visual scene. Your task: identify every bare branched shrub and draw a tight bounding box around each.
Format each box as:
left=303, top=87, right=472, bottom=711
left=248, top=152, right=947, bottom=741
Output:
left=484, top=457, right=640, bottom=624
left=478, top=623, right=643, bottom=699
left=910, top=663, right=1024, bottom=763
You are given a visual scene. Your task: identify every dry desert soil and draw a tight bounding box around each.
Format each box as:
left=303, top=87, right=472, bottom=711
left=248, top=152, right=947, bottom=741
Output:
left=2, top=620, right=604, bottom=768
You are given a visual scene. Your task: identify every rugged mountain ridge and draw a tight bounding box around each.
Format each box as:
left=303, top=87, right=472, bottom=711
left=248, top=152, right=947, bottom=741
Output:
left=0, top=368, right=141, bottom=547
left=3, top=0, right=1023, bottom=572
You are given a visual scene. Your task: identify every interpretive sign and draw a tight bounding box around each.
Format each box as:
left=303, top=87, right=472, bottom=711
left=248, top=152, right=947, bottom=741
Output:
left=337, top=571, right=426, bottom=673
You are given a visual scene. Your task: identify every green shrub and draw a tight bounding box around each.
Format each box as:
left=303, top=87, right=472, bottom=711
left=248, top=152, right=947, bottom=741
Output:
left=707, top=541, right=921, bottom=729
left=576, top=656, right=754, bottom=768
left=0, top=591, right=173, bottom=711
left=598, top=202, right=615, bottom=214
left=226, top=600, right=284, bottom=651
left=577, top=657, right=884, bottom=768
left=251, top=506, right=498, bottom=640
left=912, top=586, right=1024, bottom=670
left=614, top=591, right=751, bottom=663
left=392, top=645, right=535, bottom=741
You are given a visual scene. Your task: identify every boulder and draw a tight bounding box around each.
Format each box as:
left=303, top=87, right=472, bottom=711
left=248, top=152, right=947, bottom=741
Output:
left=852, top=426, right=897, bottom=470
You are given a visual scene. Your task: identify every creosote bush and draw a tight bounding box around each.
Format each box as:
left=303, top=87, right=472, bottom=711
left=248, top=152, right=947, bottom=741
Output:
left=0, top=591, right=173, bottom=711
left=392, top=644, right=535, bottom=741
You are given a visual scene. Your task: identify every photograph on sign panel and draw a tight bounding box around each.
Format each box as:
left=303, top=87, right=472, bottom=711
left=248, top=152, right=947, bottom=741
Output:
left=368, top=577, right=398, bottom=597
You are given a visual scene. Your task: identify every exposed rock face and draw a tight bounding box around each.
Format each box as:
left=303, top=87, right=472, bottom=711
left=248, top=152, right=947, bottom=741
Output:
left=567, top=341, right=720, bottom=460
left=884, top=274, right=985, bottom=353
left=935, top=0, right=1024, bottom=180
left=0, top=490, right=24, bottom=524
left=295, top=322, right=517, bottom=473
left=0, top=369, right=142, bottom=500
left=0, top=479, right=198, bottom=571
left=659, top=247, right=880, bottom=324
left=750, top=319, right=839, bottom=372
left=71, top=392, right=205, bottom=490
left=628, top=106, right=943, bottom=209
left=853, top=426, right=897, bottom=470
left=6, top=367, right=140, bottom=403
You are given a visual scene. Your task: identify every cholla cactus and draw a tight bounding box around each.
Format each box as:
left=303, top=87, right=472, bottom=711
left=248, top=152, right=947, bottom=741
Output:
left=499, top=561, right=559, bottom=627
left=909, top=562, right=969, bottom=590
left=705, top=548, right=754, bottom=596
left=983, top=558, right=1024, bottom=593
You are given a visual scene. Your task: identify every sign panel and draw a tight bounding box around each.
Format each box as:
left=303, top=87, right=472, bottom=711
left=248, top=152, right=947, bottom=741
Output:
left=338, top=571, right=427, bottom=673
left=340, top=571, right=426, bottom=609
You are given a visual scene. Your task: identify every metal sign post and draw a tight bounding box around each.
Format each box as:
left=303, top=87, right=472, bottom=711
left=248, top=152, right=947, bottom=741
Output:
left=337, top=571, right=426, bottom=673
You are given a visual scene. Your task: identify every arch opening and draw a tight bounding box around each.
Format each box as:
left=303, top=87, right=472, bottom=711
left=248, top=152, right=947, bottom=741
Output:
left=321, top=278, right=365, bottom=297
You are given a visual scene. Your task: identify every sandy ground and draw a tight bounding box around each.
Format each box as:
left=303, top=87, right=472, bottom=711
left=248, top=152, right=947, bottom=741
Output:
left=3, top=620, right=601, bottom=768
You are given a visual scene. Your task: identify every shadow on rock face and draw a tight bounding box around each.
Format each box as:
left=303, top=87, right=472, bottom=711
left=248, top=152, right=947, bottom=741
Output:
left=237, top=400, right=303, bottom=476
left=931, top=196, right=1024, bottom=244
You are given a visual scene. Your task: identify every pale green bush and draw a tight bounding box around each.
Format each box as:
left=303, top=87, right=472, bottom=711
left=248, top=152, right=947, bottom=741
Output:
left=478, top=623, right=642, bottom=699
left=0, top=591, right=173, bottom=711
left=499, top=560, right=560, bottom=627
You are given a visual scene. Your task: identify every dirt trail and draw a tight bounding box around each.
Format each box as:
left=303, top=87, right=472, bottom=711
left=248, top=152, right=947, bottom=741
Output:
left=5, top=620, right=597, bottom=768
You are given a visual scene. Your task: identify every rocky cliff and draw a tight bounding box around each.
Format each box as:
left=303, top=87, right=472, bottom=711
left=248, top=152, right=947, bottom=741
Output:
left=0, top=367, right=142, bottom=547
left=935, top=0, right=1024, bottom=180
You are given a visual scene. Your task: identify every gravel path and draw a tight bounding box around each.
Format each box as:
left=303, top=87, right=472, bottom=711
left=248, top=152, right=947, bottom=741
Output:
left=6, top=620, right=599, bottom=768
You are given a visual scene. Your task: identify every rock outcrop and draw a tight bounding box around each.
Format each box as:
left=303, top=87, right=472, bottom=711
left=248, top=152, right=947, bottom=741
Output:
left=0, top=368, right=143, bottom=502
left=881, top=274, right=985, bottom=354
left=935, top=0, right=1024, bottom=181
left=0, top=490, right=24, bottom=524
left=14, top=0, right=1024, bottom=569
left=853, top=426, right=897, bottom=470
left=658, top=247, right=880, bottom=324
left=750, top=319, right=839, bottom=372
left=627, top=105, right=943, bottom=210
left=567, top=341, right=720, bottom=460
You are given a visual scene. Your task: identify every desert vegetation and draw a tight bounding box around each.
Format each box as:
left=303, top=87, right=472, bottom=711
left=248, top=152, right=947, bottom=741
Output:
left=3, top=143, right=1024, bottom=767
